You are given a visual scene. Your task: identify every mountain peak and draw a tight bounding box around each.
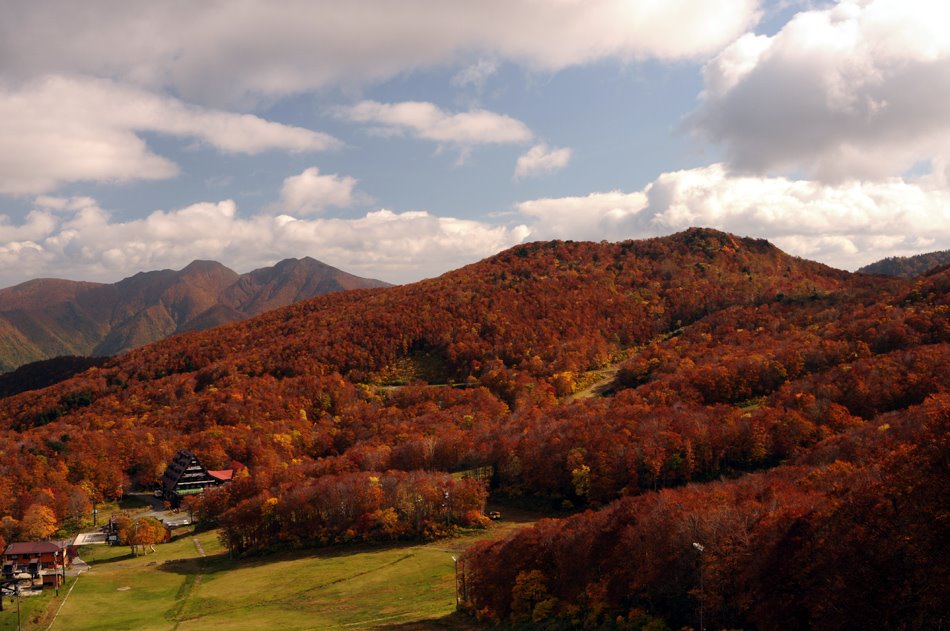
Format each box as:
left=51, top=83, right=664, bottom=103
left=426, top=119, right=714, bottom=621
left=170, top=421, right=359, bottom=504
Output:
left=220, top=257, right=390, bottom=316
left=182, top=259, right=235, bottom=274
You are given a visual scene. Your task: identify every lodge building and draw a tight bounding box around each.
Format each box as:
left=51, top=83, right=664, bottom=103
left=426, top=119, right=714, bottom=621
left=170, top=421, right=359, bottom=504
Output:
left=161, top=449, right=234, bottom=506
left=2, top=540, right=75, bottom=589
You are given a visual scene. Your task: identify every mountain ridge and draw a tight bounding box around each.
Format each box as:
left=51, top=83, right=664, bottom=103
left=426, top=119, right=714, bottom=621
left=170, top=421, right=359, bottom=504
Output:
left=858, top=249, right=950, bottom=277
left=1, top=227, right=857, bottom=410
left=0, top=257, right=390, bottom=372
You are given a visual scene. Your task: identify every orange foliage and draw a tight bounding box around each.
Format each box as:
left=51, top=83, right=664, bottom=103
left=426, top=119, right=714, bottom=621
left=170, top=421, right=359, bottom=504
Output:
left=0, top=230, right=945, bottom=626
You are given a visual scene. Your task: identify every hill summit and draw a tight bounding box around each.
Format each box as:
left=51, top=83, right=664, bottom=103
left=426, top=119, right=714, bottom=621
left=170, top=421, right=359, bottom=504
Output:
left=858, top=249, right=950, bottom=277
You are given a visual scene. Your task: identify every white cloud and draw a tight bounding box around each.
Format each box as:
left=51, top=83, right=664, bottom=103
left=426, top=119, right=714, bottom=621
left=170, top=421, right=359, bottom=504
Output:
left=4, top=163, right=947, bottom=289
left=278, top=167, right=358, bottom=215
left=0, top=210, right=58, bottom=242
left=518, top=190, right=647, bottom=241
left=451, top=59, right=499, bottom=90
left=514, top=143, right=572, bottom=179
left=0, top=197, right=531, bottom=287
left=690, top=0, right=950, bottom=183
left=276, top=210, right=530, bottom=278
left=339, top=100, right=532, bottom=146
left=0, top=75, right=340, bottom=195
left=518, top=164, right=950, bottom=270
left=0, top=1, right=760, bottom=105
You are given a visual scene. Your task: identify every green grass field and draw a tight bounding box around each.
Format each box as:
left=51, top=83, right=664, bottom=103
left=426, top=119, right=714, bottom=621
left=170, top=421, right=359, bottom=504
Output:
left=0, top=586, right=55, bottom=630
left=12, top=508, right=536, bottom=630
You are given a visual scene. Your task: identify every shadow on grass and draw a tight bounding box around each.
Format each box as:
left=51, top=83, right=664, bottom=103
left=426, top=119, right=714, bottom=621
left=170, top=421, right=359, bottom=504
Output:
left=81, top=549, right=143, bottom=566
left=156, top=539, right=418, bottom=578
left=154, top=501, right=551, bottom=579
left=168, top=529, right=197, bottom=543
left=117, top=495, right=152, bottom=510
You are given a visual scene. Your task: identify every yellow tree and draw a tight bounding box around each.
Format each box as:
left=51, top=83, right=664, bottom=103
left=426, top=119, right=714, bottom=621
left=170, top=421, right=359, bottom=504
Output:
left=20, top=504, right=58, bottom=540
left=111, top=514, right=137, bottom=554
left=133, top=517, right=166, bottom=554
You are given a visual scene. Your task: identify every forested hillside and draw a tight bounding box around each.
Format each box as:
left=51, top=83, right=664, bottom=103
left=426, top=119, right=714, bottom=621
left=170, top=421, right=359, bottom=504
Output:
left=858, top=249, right=950, bottom=277
left=0, top=228, right=945, bottom=627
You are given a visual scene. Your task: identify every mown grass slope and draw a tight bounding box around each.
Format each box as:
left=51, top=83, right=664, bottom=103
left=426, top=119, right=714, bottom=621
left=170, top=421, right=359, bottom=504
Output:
left=42, top=510, right=535, bottom=630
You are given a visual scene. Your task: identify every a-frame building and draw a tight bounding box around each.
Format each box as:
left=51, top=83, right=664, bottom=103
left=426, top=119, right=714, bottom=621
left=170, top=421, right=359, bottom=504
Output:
left=161, top=449, right=233, bottom=506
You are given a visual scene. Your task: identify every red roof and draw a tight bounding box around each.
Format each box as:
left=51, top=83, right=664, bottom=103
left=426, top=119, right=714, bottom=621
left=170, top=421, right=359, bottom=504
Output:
left=4, top=541, right=68, bottom=556
left=208, top=469, right=234, bottom=482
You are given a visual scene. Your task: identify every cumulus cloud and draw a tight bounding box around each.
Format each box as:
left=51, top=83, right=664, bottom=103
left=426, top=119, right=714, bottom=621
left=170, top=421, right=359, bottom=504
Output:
left=518, top=164, right=950, bottom=270
left=514, top=143, right=572, bottom=179
left=339, top=100, right=533, bottom=146
left=278, top=167, right=359, bottom=215
left=4, top=163, right=947, bottom=288
left=690, top=0, right=950, bottom=183
left=0, top=1, right=760, bottom=105
left=518, top=191, right=648, bottom=241
left=0, top=75, right=340, bottom=195
left=0, top=210, right=58, bottom=242
left=0, top=196, right=530, bottom=287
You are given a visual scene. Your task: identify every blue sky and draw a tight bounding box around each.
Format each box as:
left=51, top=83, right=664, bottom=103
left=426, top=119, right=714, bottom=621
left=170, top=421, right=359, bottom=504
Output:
left=1, top=0, right=948, bottom=286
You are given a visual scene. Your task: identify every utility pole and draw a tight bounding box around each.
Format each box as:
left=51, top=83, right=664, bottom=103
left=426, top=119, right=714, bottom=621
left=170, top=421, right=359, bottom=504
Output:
left=692, top=542, right=705, bottom=631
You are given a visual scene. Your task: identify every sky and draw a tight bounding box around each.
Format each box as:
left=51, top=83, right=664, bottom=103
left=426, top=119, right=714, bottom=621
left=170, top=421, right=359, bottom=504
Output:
left=1, top=0, right=949, bottom=287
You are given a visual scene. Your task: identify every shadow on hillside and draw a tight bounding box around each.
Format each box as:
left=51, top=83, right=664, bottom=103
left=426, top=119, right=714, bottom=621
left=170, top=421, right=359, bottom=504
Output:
left=371, top=611, right=489, bottom=630
left=485, top=500, right=560, bottom=522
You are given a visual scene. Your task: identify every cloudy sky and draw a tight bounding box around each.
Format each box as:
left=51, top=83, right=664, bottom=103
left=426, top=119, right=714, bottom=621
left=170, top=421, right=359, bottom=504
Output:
left=1, top=0, right=948, bottom=287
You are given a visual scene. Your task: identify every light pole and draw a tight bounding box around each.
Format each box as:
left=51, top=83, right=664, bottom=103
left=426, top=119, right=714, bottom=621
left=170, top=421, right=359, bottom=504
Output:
left=451, top=556, right=459, bottom=610
left=692, top=542, right=705, bottom=631
left=444, top=490, right=451, bottom=527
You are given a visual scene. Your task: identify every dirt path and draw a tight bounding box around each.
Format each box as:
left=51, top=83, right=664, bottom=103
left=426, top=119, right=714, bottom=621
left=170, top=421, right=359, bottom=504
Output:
left=569, top=366, right=621, bottom=401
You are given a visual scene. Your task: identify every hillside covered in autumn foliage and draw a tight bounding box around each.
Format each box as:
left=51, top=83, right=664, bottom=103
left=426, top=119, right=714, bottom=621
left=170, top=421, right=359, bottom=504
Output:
left=858, top=249, right=950, bottom=278
left=0, top=228, right=946, bottom=628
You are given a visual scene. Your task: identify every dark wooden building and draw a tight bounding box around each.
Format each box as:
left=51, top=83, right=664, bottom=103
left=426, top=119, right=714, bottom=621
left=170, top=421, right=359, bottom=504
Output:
left=161, top=450, right=233, bottom=506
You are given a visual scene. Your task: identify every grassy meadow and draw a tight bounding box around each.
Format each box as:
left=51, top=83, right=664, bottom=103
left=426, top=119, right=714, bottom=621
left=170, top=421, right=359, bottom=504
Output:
left=7, top=508, right=536, bottom=630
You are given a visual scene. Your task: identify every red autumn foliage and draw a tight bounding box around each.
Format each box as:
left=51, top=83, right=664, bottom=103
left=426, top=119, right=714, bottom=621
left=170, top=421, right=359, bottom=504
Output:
left=462, top=394, right=950, bottom=629
left=0, top=229, right=944, bottom=626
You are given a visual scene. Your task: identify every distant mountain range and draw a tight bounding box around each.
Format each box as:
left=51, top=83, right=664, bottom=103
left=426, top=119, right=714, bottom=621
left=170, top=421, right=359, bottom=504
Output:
left=858, top=249, right=950, bottom=277
left=0, top=258, right=389, bottom=372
